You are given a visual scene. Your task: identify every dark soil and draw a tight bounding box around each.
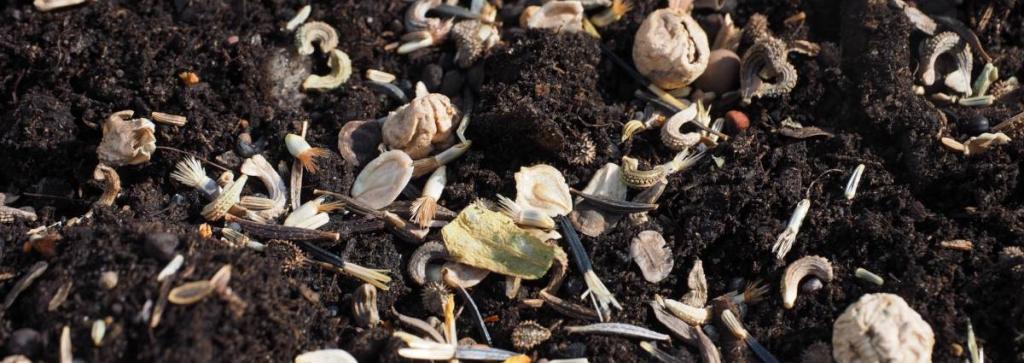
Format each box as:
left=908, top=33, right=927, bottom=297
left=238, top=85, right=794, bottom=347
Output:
left=1, top=0, right=1023, bottom=362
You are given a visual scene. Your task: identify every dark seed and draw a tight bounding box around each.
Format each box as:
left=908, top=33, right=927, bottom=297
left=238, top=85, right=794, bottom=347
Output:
left=421, top=64, right=444, bottom=91
left=144, top=233, right=179, bottom=262
left=6, top=328, right=41, bottom=357
left=964, top=115, right=989, bottom=135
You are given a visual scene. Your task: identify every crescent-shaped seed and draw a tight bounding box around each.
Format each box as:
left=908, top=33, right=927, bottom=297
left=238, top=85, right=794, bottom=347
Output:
left=781, top=255, right=833, bottom=309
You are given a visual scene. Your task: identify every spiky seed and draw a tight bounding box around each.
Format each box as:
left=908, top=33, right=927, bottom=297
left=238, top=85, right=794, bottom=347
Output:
left=511, top=321, right=551, bottom=350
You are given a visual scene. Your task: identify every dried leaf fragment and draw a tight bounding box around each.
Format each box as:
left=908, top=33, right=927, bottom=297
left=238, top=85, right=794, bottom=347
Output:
left=441, top=202, right=556, bottom=279
left=629, top=230, right=673, bottom=283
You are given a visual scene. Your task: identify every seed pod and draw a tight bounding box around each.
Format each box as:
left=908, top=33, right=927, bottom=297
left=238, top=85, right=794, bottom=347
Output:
left=632, top=8, right=710, bottom=90
left=382, top=93, right=459, bottom=159
left=780, top=256, right=833, bottom=309
left=96, top=110, right=156, bottom=167
left=832, top=293, right=934, bottom=363
left=511, top=321, right=551, bottom=350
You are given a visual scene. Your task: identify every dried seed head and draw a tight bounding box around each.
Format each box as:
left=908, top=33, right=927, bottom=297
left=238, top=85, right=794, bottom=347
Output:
left=632, top=8, right=710, bottom=90
left=511, top=321, right=552, bottom=350
left=96, top=110, right=156, bottom=167
left=295, top=21, right=339, bottom=56
left=630, top=230, right=674, bottom=283
left=303, top=49, right=352, bottom=91
left=781, top=255, right=833, bottom=309
left=352, top=283, right=380, bottom=328
left=351, top=150, right=414, bottom=210
left=832, top=293, right=934, bottom=363
left=496, top=194, right=555, bottom=230
left=421, top=281, right=451, bottom=315
left=382, top=94, right=459, bottom=159
left=168, top=280, right=215, bottom=305
left=526, top=1, right=584, bottom=33
left=514, top=164, right=573, bottom=217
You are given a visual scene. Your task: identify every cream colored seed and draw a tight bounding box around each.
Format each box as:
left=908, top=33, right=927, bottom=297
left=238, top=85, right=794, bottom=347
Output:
left=35, top=0, right=85, bottom=11
left=940, top=239, right=973, bottom=251
left=151, top=112, right=188, bottom=126
left=366, top=69, right=396, bottom=83
left=854, top=267, right=884, bottom=286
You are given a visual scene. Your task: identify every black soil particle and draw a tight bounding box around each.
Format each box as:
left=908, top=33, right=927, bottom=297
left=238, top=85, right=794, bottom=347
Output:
left=2, top=0, right=1024, bottom=362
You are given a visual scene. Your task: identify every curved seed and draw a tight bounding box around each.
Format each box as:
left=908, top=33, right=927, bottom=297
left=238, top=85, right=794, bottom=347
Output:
left=352, top=284, right=380, bottom=328
left=201, top=175, right=248, bottom=221
left=408, top=241, right=449, bottom=285
left=661, top=295, right=710, bottom=325
left=295, top=21, right=338, bottom=55
left=620, top=157, right=666, bottom=188
left=781, top=256, right=833, bottom=309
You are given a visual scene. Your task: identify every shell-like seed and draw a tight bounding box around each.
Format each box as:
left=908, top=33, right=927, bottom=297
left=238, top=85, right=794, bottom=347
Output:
left=294, top=349, right=358, bottom=363
left=96, top=110, right=157, bottom=167
left=441, top=262, right=490, bottom=288
left=303, top=49, right=352, bottom=91
left=351, top=150, right=414, bottom=210
left=201, top=175, right=248, bottom=221
left=295, top=21, right=339, bottom=55
left=526, top=1, right=584, bottom=33
left=629, top=230, right=674, bottom=283
left=408, top=241, right=450, bottom=286
left=382, top=94, right=459, bottom=159
left=832, top=293, right=934, bottom=363
left=781, top=255, right=833, bottom=309
left=337, top=119, right=383, bottom=166
left=515, top=164, right=573, bottom=217
left=168, top=280, right=215, bottom=305
left=511, top=321, right=552, bottom=350
left=632, top=8, right=710, bottom=90
left=352, top=284, right=380, bottom=328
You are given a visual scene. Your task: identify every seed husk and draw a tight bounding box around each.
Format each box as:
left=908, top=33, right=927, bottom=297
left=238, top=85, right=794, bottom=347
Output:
left=168, top=280, right=215, bottom=305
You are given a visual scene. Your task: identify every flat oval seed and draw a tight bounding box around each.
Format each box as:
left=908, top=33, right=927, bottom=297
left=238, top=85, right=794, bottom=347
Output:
left=168, top=280, right=214, bottom=305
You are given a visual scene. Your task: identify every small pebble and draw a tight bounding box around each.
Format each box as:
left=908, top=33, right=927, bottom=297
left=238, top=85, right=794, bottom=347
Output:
left=421, top=64, right=444, bottom=91
left=726, top=110, right=749, bottom=132
left=144, top=233, right=179, bottom=262
left=5, top=328, right=41, bottom=357
left=800, top=277, right=823, bottom=293
left=100, top=271, right=118, bottom=290
left=964, top=115, right=989, bottom=135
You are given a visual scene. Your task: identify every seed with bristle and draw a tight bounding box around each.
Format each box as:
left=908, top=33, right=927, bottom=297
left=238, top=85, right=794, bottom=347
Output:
left=421, top=281, right=450, bottom=316
left=286, top=134, right=330, bottom=173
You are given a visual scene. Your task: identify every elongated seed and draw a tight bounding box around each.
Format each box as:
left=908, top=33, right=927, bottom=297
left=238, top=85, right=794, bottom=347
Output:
left=854, top=268, right=884, bottom=285
left=844, top=164, right=865, bottom=200
left=565, top=323, right=670, bottom=341
left=570, top=188, right=658, bottom=213
left=2, top=261, right=48, bottom=311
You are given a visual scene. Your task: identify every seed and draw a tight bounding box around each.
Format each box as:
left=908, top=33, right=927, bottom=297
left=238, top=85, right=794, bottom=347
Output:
left=420, top=282, right=450, bottom=316
left=629, top=230, right=674, bottom=283
left=96, top=110, right=156, bottom=167
left=511, top=321, right=551, bottom=350
left=780, top=255, right=833, bottom=309
left=565, top=323, right=670, bottom=341
left=201, top=175, right=248, bottom=221
left=940, top=239, right=973, bottom=251
left=441, top=262, right=489, bottom=289
left=239, top=154, right=288, bottom=221
left=100, top=271, right=118, bottom=290
left=800, top=277, right=824, bottom=293
left=47, top=281, right=73, bottom=311
left=156, top=254, right=183, bottom=282
left=524, top=1, right=585, bottom=33
left=59, top=325, right=72, bottom=363
left=844, top=164, right=866, bottom=200
left=91, top=319, right=106, bottom=347
left=178, top=71, right=200, bottom=86
left=633, top=7, right=709, bottom=90
left=833, top=293, right=934, bottom=363
left=725, top=110, right=749, bottom=132
left=964, top=115, right=990, bottom=135
left=302, top=49, right=352, bottom=91
left=352, top=284, right=380, bottom=328
left=294, top=349, right=357, bottom=363
left=150, top=112, right=188, bottom=126
left=168, top=280, right=215, bottom=305
left=854, top=267, right=884, bottom=286
left=285, top=5, right=312, bottom=32
left=34, top=0, right=85, bottom=11
left=351, top=150, right=415, bottom=210
left=365, top=69, right=396, bottom=83
left=92, top=164, right=121, bottom=207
